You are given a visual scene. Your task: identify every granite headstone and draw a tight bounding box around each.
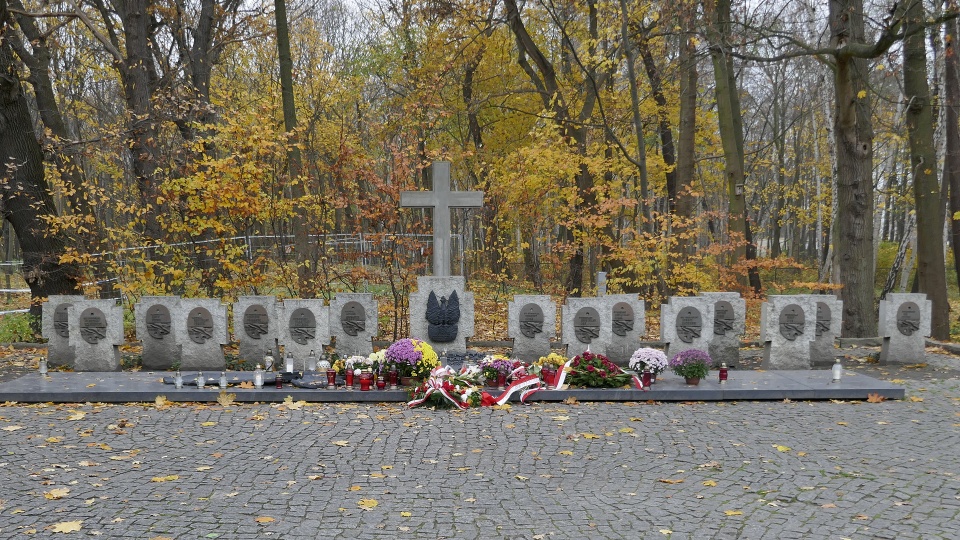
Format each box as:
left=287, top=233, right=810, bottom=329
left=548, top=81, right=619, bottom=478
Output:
left=508, top=295, right=556, bottom=362
left=68, top=299, right=123, bottom=371
left=278, top=299, right=331, bottom=369
left=760, top=295, right=816, bottom=369
left=878, top=293, right=932, bottom=365
left=699, top=292, right=746, bottom=367
left=562, top=295, right=644, bottom=363
left=41, top=295, right=82, bottom=368
left=135, top=296, right=181, bottom=370
left=330, top=293, right=379, bottom=356
left=409, top=276, right=474, bottom=354
left=177, top=298, right=229, bottom=370
left=233, top=296, right=279, bottom=363
left=660, top=296, right=715, bottom=359
left=809, top=294, right=843, bottom=367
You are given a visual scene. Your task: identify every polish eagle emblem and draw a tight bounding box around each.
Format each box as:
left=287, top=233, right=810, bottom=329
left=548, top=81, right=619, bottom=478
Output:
left=426, top=291, right=460, bottom=343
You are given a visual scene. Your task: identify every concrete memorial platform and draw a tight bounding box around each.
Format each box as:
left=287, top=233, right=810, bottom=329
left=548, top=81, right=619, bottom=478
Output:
left=0, top=369, right=904, bottom=403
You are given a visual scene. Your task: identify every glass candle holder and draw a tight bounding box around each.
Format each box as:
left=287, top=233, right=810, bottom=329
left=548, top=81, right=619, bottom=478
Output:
left=345, top=370, right=354, bottom=388
left=497, top=373, right=507, bottom=389
left=174, top=370, right=183, bottom=389
left=388, top=369, right=398, bottom=389
left=38, top=357, right=48, bottom=375
left=719, top=363, right=729, bottom=384
left=376, top=375, right=386, bottom=390
left=326, top=369, right=337, bottom=389
left=254, top=365, right=264, bottom=389
left=196, top=372, right=205, bottom=389
left=641, top=369, right=652, bottom=388
left=359, top=372, right=373, bottom=391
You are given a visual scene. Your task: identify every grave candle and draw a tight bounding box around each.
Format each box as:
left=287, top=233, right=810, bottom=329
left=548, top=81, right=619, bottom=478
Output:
left=376, top=375, right=386, bottom=390
left=254, top=365, right=264, bottom=389
left=196, top=371, right=205, bottom=389
left=719, top=363, right=728, bottom=384
left=219, top=372, right=228, bottom=389
left=326, top=369, right=336, bottom=389
left=832, top=359, right=843, bottom=382
left=306, top=350, right=318, bottom=372
left=38, top=356, right=48, bottom=375
left=345, top=369, right=355, bottom=388
left=284, top=352, right=295, bottom=373
left=641, top=369, right=651, bottom=388
left=174, top=370, right=183, bottom=389
left=275, top=371, right=283, bottom=389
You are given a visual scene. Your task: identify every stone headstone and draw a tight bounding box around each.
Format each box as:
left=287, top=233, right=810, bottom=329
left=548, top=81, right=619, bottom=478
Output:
left=68, top=299, right=123, bottom=371
left=135, top=296, right=181, bottom=370
left=699, top=292, right=746, bottom=367
left=760, top=295, right=817, bottom=369
left=278, top=299, right=331, bottom=369
left=400, top=161, right=484, bottom=277
left=409, top=276, right=474, bottom=354
left=660, top=296, right=714, bottom=360
left=878, top=293, right=932, bottom=365
left=41, top=295, right=82, bottom=368
left=330, top=293, right=379, bottom=356
left=508, top=295, right=556, bottom=362
left=177, top=298, right=228, bottom=371
left=562, top=295, right=645, bottom=363
left=809, top=294, right=843, bottom=367
left=233, top=296, right=279, bottom=363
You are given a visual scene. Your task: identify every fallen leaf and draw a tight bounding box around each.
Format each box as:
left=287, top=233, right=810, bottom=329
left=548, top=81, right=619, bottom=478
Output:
left=855, top=514, right=869, bottom=520
left=217, top=391, right=236, bottom=407
left=283, top=396, right=306, bottom=410
left=45, top=436, right=63, bottom=443
left=44, top=488, right=70, bottom=500
left=563, top=396, right=578, bottom=405
left=333, top=440, right=350, bottom=447
left=307, top=475, right=323, bottom=480
left=154, top=396, right=170, bottom=409
left=515, top=475, right=529, bottom=481
left=558, top=450, right=574, bottom=456
left=797, top=452, right=807, bottom=457
left=49, top=521, right=82, bottom=533
left=909, top=396, right=924, bottom=402
left=774, top=445, right=791, bottom=452
left=904, top=363, right=927, bottom=369
left=1, top=425, right=23, bottom=431
left=357, top=498, right=379, bottom=509
left=200, top=421, right=216, bottom=427
left=658, top=478, right=684, bottom=484
left=821, top=503, right=837, bottom=508
left=150, top=475, right=179, bottom=483
left=255, top=516, right=275, bottom=523
left=618, top=427, right=635, bottom=433
left=78, top=461, right=98, bottom=467
left=349, top=486, right=362, bottom=491
left=724, top=510, right=743, bottom=516
left=400, top=511, right=412, bottom=517
left=582, top=433, right=601, bottom=439
left=867, top=393, right=885, bottom=403
left=659, top=530, right=672, bottom=535
left=629, top=417, right=643, bottom=422
left=369, top=472, right=386, bottom=478
left=703, top=480, right=717, bottom=487
left=67, top=411, right=86, bottom=421
left=551, top=416, right=570, bottom=421
left=196, top=466, right=212, bottom=472
left=836, top=422, right=848, bottom=426
left=238, top=381, right=254, bottom=389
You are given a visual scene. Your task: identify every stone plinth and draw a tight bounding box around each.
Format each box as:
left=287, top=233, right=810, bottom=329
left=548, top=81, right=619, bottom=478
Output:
left=408, top=276, right=475, bottom=354
left=760, top=295, right=816, bottom=370
left=562, top=295, right=645, bottom=363
left=878, top=293, right=931, bottom=365
left=508, top=295, right=556, bottom=362
left=330, top=293, right=378, bottom=356
left=809, top=294, right=843, bottom=367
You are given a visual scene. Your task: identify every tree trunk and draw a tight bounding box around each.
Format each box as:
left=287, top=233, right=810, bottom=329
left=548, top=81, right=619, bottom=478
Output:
left=829, top=0, right=877, bottom=337
left=674, top=30, right=698, bottom=258
left=944, top=8, right=960, bottom=303
left=903, top=0, right=950, bottom=339
left=0, top=7, right=82, bottom=316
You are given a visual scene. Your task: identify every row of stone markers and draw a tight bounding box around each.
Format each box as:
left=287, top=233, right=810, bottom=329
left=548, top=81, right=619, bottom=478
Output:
left=39, top=281, right=932, bottom=372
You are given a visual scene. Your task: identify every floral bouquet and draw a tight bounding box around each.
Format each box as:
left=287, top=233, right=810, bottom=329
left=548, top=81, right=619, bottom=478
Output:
left=408, top=366, right=482, bottom=409
left=479, top=354, right=516, bottom=381
left=629, top=347, right=668, bottom=375
left=349, top=352, right=380, bottom=374
left=386, top=338, right=439, bottom=378
left=567, top=350, right=632, bottom=388
left=535, top=353, right=567, bottom=369
left=668, top=349, right=711, bottom=380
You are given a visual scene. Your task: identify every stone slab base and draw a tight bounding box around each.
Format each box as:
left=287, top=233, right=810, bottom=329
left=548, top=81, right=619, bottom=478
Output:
left=0, top=370, right=905, bottom=403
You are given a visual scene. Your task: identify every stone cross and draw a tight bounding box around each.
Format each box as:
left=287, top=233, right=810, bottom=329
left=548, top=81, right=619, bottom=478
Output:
left=400, top=161, right=484, bottom=276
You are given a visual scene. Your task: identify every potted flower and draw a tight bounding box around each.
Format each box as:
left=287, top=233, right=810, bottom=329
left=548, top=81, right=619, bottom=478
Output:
left=668, top=349, right=711, bottom=385
left=567, top=350, right=632, bottom=388
left=629, top=347, right=668, bottom=383
left=535, top=353, right=567, bottom=387
left=385, top=338, right=439, bottom=384
left=479, top=355, right=514, bottom=387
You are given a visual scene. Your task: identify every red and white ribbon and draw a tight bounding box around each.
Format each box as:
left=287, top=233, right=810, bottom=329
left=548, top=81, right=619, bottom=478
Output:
left=490, top=374, right=542, bottom=405
left=407, top=375, right=469, bottom=409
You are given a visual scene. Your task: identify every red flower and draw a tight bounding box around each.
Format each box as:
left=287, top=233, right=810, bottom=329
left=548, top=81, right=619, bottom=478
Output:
left=587, top=365, right=596, bottom=372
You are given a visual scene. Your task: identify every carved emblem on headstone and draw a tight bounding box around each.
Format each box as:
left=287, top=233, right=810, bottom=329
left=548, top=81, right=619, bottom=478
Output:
left=778, top=304, right=805, bottom=341
left=676, top=306, right=703, bottom=344
left=54, top=303, right=71, bottom=338
left=519, top=303, right=544, bottom=339
left=713, top=300, right=734, bottom=336
left=79, top=308, right=107, bottom=345
left=573, top=307, right=601, bottom=344
left=815, top=302, right=831, bottom=337
left=612, top=302, right=634, bottom=337
left=341, top=301, right=366, bottom=337
left=187, top=307, right=214, bottom=345
left=243, top=305, right=269, bottom=340
left=896, top=301, right=921, bottom=336
left=289, top=308, right=317, bottom=345
left=426, top=290, right=460, bottom=343
left=146, top=305, right=171, bottom=340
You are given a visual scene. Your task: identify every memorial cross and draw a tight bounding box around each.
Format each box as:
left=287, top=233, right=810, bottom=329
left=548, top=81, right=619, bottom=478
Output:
left=400, top=161, right=484, bottom=276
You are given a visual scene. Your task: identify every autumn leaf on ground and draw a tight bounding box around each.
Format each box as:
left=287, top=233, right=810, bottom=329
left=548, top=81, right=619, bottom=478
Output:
left=558, top=450, right=574, bottom=456
left=867, top=393, right=886, bottom=403
left=48, top=521, right=82, bottom=533
left=658, top=478, right=684, bottom=484
left=369, top=472, right=386, bottom=478
left=45, top=436, right=63, bottom=443
left=400, top=511, right=412, bottom=517
left=282, top=396, right=306, bottom=410
left=619, top=427, right=635, bottom=433
left=703, top=480, right=718, bottom=487
left=357, top=498, right=379, bottom=510
left=551, top=416, right=570, bottom=421
left=217, top=391, right=236, bottom=406
left=200, top=421, right=216, bottom=427
left=821, top=503, right=837, bottom=508
left=238, top=381, right=254, bottom=389
left=904, top=363, right=927, bottom=369
left=44, top=488, right=70, bottom=500
left=154, top=396, right=170, bottom=409
left=1, top=425, right=23, bottom=431
left=515, top=475, right=529, bottom=481
left=67, top=411, right=85, bottom=421
left=255, top=516, right=275, bottom=523
left=909, top=396, right=924, bottom=402
left=332, top=440, right=350, bottom=447
left=774, top=445, right=791, bottom=452
left=724, top=510, right=744, bottom=516
left=150, top=475, right=179, bottom=482
left=563, top=396, right=579, bottom=405
left=77, top=461, right=98, bottom=467
left=582, top=433, right=601, bottom=439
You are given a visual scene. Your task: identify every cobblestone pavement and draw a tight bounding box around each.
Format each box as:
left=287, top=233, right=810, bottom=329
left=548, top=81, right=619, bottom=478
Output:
left=1, top=345, right=959, bottom=539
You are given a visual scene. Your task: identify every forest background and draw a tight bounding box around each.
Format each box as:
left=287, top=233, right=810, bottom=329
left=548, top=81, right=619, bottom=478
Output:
left=1, top=0, right=960, bottom=346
